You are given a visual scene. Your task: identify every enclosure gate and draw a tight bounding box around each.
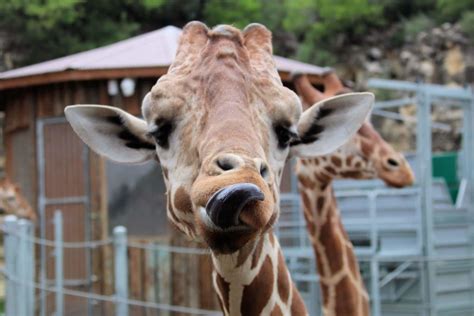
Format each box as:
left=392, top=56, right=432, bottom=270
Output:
left=36, top=117, right=93, bottom=315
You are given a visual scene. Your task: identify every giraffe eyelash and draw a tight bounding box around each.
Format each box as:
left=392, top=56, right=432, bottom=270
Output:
left=148, top=119, right=174, bottom=149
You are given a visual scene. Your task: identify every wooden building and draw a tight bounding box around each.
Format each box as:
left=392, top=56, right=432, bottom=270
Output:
left=0, top=25, right=332, bottom=314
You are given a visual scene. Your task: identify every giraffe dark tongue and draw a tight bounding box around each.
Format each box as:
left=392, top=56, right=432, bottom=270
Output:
left=206, top=183, right=264, bottom=229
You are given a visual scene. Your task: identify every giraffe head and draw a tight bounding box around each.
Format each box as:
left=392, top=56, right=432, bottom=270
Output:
left=0, top=178, right=36, bottom=221
left=293, top=74, right=414, bottom=188
left=65, top=22, right=373, bottom=254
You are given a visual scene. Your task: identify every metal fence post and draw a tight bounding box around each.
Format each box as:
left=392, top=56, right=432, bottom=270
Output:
left=114, top=226, right=128, bottom=316
left=17, top=219, right=30, bottom=316
left=27, top=220, right=35, bottom=316
left=54, top=211, right=64, bottom=316
left=4, top=215, right=18, bottom=316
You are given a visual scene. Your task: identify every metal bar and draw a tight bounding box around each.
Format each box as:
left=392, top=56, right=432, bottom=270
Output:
left=466, top=88, right=474, bottom=307
left=379, top=261, right=413, bottom=287
left=27, top=221, right=35, bottom=316
left=374, top=97, right=417, bottom=109
left=4, top=215, right=18, bottom=316
left=17, top=219, right=30, bottom=316
left=371, top=257, right=381, bottom=316
left=455, top=178, right=468, bottom=209
left=44, top=196, right=88, bottom=205
left=54, top=211, right=64, bottom=316
left=368, top=78, right=472, bottom=100
left=368, top=78, right=419, bottom=91
left=417, top=85, right=435, bottom=315
left=82, top=141, right=93, bottom=316
left=36, top=119, right=47, bottom=316
left=114, top=226, right=129, bottom=316
left=372, top=109, right=451, bottom=131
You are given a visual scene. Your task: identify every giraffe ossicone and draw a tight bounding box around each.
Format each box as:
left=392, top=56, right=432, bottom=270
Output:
left=66, top=22, right=374, bottom=315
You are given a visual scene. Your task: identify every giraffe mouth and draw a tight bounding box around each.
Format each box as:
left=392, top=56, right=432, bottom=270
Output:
left=199, top=207, right=252, bottom=233
left=205, top=183, right=264, bottom=229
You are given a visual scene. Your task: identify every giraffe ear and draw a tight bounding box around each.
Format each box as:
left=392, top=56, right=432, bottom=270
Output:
left=65, top=105, right=156, bottom=164
left=290, top=92, right=374, bottom=157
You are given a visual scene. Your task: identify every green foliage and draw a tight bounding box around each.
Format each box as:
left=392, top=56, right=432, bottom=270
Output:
left=0, top=0, right=472, bottom=69
left=460, top=11, right=474, bottom=43
left=436, top=0, right=474, bottom=22
left=403, top=14, right=434, bottom=42
left=289, top=0, right=384, bottom=66
left=204, top=0, right=263, bottom=28
left=0, top=0, right=164, bottom=65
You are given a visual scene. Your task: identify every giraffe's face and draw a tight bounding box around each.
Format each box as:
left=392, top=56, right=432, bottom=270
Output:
left=65, top=22, right=373, bottom=253
left=301, top=122, right=414, bottom=187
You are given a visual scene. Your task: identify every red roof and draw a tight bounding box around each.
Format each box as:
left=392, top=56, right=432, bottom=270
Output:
left=0, top=25, right=331, bottom=84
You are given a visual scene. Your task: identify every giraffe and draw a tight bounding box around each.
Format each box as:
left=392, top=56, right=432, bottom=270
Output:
left=292, top=74, right=415, bottom=316
left=65, top=22, right=374, bottom=315
left=0, top=178, right=36, bottom=221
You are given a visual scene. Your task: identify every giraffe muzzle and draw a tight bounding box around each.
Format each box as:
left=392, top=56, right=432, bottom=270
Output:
left=205, top=183, right=264, bottom=229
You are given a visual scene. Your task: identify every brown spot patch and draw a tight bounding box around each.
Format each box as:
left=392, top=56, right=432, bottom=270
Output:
left=335, top=275, right=359, bottom=315
left=316, top=196, right=325, bottom=214
left=313, top=158, right=320, bottom=166
left=302, top=207, right=316, bottom=234
left=241, top=256, right=273, bottom=315
left=346, top=156, right=354, bottom=166
left=215, top=273, right=230, bottom=313
left=174, top=186, right=193, bottom=213
left=337, top=217, right=350, bottom=240
left=277, top=251, right=290, bottom=302
left=290, top=284, right=307, bottom=315
left=237, top=240, right=255, bottom=267
left=271, top=305, right=284, bottom=316
left=301, top=191, right=312, bottom=211
left=331, top=156, right=342, bottom=167
left=315, top=172, right=331, bottom=184
left=251, top=236, right=265, bottom=269
left=325, top=166, right=337, bottom=175
left=320, top=282, right=330, bottom=306
left=297, top=174, right=315, bottom=188
left=319, top=216, right=345, bottom=273
left=340, top=171, right=362, bottom=179
left=346, top=244, right=360, bottom=278
left=361, top=139, right=373, bottom=156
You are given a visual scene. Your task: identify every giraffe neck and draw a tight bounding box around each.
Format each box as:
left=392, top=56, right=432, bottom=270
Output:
left=211, top=231, right=307, bottom=316
left=298, top=168, right=370, bottom=316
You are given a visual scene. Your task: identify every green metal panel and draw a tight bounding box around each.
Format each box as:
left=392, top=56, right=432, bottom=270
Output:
left=432, top=152, right=459, bottom=202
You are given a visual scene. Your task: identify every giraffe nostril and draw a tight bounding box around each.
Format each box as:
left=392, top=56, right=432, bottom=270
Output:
left=387, top=158, right=400, bottom=168
left=260, top=164, right=268, bottom=178
left=217, top=159, right=234, bottom=171
left=215, top=155, right=242, bottom=172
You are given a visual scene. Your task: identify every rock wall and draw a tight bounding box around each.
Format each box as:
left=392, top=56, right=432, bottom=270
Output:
left=334, top=23, right=472, bottom=152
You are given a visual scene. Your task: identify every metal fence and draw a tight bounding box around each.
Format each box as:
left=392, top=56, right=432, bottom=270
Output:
left=1, top=214, right=220, bottom=316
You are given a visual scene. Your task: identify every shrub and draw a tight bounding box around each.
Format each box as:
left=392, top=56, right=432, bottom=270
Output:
left=403, top=14, right=434, bottom=42
left=460, top=11, right=474, bottom=44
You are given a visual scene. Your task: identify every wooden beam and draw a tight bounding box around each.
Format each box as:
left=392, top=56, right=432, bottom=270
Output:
left=0, top=68, right=327, bottom=91
left=0, top=67, right=168, bottom=91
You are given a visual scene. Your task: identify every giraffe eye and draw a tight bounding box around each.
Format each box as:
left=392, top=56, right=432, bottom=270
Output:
left=274, top=124, right=297, bottom=149
left=149, top=119, right=173, bottom=149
